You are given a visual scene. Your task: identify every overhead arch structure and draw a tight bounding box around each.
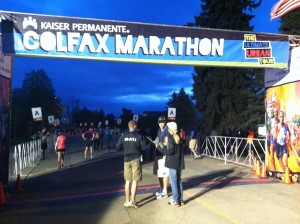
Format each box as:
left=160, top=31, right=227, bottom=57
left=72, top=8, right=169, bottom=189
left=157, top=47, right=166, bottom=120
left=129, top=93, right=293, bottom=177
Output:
left=0, top=11, right=299, bottom=184
left=0, top=11, right=291, bottom=69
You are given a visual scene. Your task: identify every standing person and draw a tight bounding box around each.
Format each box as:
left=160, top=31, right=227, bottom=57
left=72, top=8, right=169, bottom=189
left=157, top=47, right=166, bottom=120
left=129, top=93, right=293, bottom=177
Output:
left=163, top=121, right=185, bottom=207
left=268, top=107, right=279, bottom=171
left=273, top=110, right=290, bottom=172
left=99, top=128, right=105, bottom=150
left=153, top=115, right=169, bottom=199
left=82, top=128, right=94, bottom=159
left=40, top=128, right=49, bottom=160
left=55, top=131, right=67, bottom=169
left=104, top=127, right=111, bottom=151
left=247, top=127, right=255, bottom=144
left=93, top=128, right=101, bottom=152
left=179, top=128, right=187, bottom=153
left=189, top=127, right=200, bottom=159
left=116, top=120, right=146, bottom=209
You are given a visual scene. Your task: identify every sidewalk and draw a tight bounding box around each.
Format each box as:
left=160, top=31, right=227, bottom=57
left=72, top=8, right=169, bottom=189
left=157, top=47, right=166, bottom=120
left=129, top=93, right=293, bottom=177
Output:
left=1, top=136, right=300, bottom=224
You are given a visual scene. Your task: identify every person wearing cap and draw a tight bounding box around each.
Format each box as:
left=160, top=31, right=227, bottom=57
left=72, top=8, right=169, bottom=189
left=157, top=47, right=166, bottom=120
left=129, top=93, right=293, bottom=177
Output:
left=163, top=121, right=185, bottom=207
left=153, top=115, right=170, bottom=199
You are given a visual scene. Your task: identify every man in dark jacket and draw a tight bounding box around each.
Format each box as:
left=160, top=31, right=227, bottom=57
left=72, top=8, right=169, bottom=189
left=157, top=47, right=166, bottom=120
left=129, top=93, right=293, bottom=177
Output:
left=163, top=121, right=185, bottom=207
left=116, top=120, right=146, bottom=209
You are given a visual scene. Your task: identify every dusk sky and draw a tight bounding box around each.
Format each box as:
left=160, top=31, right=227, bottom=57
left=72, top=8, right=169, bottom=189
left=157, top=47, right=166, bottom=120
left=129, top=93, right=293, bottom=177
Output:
left=0, top=0, right=281, bottom=116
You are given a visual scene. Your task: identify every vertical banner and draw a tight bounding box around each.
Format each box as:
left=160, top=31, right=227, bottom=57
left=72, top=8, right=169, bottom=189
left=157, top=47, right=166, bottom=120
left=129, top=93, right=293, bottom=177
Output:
left=266, top=81, right=300, bottom=173
left=117, top=118, right=121, bottom=125
left=54, top=119, right=60, bottom=126
left=133, top=115, right=139, bottom=121
left=31, top=107, right=43, bottom=121
left=0, top=34, right=12, bottom=184
left=48, top=115, right=54, bottom=125
left=168, top=107, right=176, bottom=121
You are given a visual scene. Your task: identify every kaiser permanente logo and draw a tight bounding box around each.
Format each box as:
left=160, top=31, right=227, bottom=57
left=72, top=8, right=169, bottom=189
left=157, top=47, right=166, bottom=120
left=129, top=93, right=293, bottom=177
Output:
left=242, top=34, right=275, bottom=65
left=23, top=16, right=38, bottom=29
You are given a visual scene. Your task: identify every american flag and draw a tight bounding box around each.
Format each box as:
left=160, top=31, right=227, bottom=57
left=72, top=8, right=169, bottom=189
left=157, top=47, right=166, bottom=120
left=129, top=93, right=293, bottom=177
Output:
left=271, top=0, right=300, bottom=20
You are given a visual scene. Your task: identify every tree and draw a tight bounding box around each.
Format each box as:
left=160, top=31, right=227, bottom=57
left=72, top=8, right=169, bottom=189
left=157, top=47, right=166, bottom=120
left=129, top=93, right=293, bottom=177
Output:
left=279, top=8, right=300, bottom=35
left=11, top=69, right=61, bottom=139
left=191, top=0, right=264, bottom=135
left=119, top=108, right=134, bottom=129
left=166, top=88, right=196, bottom=130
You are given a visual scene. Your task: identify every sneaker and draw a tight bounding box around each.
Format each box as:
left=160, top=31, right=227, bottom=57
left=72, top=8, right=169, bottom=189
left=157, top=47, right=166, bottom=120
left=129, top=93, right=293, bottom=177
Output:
left=123, top=201, right=131, bottom=208
left=156, top=192, right=168, bottom=199
left=168, top=200, right=180, bottom=207
left=130, top=201, right=139, bottom=209
left=155, top=189, right=162, bottom=196
left=180, top=200, right=185, bottom=206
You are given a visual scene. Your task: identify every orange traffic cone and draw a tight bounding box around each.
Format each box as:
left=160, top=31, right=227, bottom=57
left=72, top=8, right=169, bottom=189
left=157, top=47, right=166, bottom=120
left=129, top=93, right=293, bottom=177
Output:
left=283, top=167, right=291, bottom=184
left=251, top=158, right=257, bottom=172
left=0, top=182, right=7, bottom=205
left=15, top=174, right=23, bottom=192
left=256, top=160, right=261, bottom=177
left=259, top=163, right=268, bottom=179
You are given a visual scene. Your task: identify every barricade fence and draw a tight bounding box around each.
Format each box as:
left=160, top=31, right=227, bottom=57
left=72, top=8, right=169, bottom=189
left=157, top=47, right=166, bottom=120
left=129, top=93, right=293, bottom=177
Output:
left=8, top=135, right=56, bottom=182
left=199, top=136, right=266, bottom=168
left=7, top=135, right=266, bottom=182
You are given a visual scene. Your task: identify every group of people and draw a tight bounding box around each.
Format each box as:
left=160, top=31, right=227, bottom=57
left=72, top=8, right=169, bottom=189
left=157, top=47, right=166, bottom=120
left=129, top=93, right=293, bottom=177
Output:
left=39, top=115, right=196, bottom=208
left=39, top=128, right=67, bottom=169
left=116, top=115, right=186, bottom=208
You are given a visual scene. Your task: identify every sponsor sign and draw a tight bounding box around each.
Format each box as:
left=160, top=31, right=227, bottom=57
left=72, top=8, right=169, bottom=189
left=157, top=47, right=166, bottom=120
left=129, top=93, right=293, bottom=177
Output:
left=0, top=11, right=289, bottom=68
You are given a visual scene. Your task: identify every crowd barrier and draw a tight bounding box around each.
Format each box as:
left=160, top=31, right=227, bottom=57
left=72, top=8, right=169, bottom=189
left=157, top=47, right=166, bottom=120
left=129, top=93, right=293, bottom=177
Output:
left=199, top=136, right=266, bottom=168
left=7, top=135, right=266, bottom=183
left=8, top=135, right=56, bottom=182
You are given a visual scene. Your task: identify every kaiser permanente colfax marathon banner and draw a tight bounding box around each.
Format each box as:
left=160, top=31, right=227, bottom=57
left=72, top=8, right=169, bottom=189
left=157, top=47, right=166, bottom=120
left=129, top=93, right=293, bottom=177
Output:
left=0, top=11, right=290, bottom=68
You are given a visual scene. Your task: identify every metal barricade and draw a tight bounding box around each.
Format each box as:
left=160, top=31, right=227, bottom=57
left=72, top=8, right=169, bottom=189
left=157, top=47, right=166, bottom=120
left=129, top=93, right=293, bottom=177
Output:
left=8, top=135, right=56, bottom=182
left=200, top=136, right=266, bottom=168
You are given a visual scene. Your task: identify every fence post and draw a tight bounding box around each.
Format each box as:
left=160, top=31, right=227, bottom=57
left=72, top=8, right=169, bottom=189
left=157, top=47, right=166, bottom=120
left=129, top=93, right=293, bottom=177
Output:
left=224, top=137, right=227, bottom=164
left=213, top=137, right=216, bottom=158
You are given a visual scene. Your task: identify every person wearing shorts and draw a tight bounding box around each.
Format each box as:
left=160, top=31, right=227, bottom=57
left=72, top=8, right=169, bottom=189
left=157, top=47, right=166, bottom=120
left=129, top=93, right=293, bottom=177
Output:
left=153, top=115, right=169, bottom=199
left=116, top=120, right=146, bottom=209
left=82, top=128, right=94, bottom=159
left=55, top=131, right=67, bottom=169
left=189, top=128, right=200, bottom=159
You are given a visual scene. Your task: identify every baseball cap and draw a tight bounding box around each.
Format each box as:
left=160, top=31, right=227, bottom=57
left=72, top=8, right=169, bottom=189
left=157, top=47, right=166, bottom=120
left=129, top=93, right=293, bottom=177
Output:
left=167, top=122, right=178, bottom=132
left=158, top=115, right=166, bottom=123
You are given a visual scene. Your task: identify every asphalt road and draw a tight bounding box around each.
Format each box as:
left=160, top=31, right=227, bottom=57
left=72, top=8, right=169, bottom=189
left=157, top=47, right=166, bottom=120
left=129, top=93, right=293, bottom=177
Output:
left=0, top=135, right=299, bottom=224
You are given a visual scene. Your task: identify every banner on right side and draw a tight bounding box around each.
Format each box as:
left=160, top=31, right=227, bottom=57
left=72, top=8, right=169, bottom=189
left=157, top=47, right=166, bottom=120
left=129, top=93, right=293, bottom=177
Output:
left=265, top=46, right=300, bottom=173
left=265, top=81, right=300, bottom=173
